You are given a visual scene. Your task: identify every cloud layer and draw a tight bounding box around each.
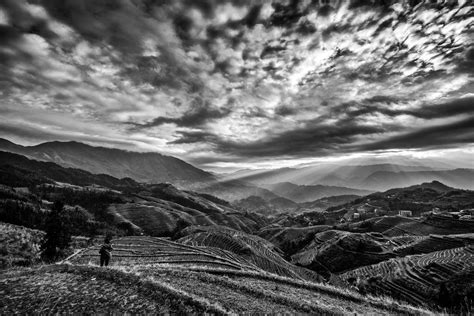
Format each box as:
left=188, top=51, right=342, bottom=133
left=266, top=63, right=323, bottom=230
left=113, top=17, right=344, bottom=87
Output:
left=0, top=0, right=473, bottom=169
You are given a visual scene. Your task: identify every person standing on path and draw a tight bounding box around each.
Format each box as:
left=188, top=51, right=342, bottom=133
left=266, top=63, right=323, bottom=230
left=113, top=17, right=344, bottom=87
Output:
left=99, top=239, right=114, bottom=267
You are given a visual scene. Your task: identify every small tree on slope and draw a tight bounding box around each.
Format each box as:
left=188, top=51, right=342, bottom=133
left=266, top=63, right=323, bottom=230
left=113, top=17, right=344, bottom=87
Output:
left=41, top=200, right=72, bottom=262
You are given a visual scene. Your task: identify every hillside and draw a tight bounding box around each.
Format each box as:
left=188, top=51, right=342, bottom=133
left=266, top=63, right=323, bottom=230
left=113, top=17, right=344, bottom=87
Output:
left=340, top=246, right=474, bottom=309
left=263, top=182, right=373, bottom=203
left=233, top=195, right=300, bottom=215
left=0, top=139, right=214, bottom=185
left=0, top=154, right=266, bottom=239
left=0, top=223, right=44, bottom=268
left=177, top=226, right=321, bottom=282
left=325, top=181, right=474, bottom=219
left=107, top=190, right=264, bottom=236
left=1, top=262, right=432, bottom=315
left=300, top=195, right=360, bottom=211
left=0, top=151, right=139, bottom=189
left=0, top=139, right=284, bottom=203
left=290, top=230, right=474, bottom=276
left=0, top=235, right=431, bottom=315
left=361, top=169, right=474, bottom=191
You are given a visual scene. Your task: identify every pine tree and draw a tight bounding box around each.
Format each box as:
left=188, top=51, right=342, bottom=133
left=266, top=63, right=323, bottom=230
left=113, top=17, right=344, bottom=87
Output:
left=41, top=200, right=72, bottom=262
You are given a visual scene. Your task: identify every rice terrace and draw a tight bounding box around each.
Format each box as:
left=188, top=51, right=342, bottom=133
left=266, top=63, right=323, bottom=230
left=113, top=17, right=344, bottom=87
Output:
left=1, top=0, right=474, bottom=314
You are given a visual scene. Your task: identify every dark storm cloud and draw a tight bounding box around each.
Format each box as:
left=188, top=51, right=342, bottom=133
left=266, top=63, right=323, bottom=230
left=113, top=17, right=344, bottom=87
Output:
left=331, top=96, right=474, bottom=121
left=274, top=105, right=297, bottom=117
left=361, top=116, right=474, bottom=151
left=169, top=130, right=218, bottom=145
left=133, top=101, right=232, bottom=129
left=170, top=96, right=474, bottom=159
left=171, top=118, right=384, bottom=157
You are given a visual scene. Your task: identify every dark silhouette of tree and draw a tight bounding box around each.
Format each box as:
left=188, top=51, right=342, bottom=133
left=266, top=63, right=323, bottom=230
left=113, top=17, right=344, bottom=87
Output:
left=41, top=200, right=72, bottom=262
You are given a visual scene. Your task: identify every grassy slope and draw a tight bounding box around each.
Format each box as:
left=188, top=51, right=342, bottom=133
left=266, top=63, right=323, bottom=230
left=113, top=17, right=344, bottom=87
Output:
left=0, top=223, right=44, bottom=268
left=0, top=263, right=433, bottom=315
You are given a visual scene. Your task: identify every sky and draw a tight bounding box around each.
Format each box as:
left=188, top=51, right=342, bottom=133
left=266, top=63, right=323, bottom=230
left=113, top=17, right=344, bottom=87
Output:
left=0, top=0, right=473, bottom=172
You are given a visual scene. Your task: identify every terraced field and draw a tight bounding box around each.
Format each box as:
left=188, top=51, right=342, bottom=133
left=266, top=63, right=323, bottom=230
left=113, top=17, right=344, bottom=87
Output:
left=0, top=262, right=433, bottom=315
left=392, top=234, right=474, bottom=256
left=69, top=236, right=259, bottom=272
left=177, top=226, right=321, bottom=281
left=258, top=225, right=331, bottom=255
left=340, top=246, right=474, bottom=308
left=291, top=230, right=397, bottom=276
left=108, top=194, right=261, bottom=236
left=70, top=232, right=321, bottom=282
left=382, top=216, right=474, bottom=237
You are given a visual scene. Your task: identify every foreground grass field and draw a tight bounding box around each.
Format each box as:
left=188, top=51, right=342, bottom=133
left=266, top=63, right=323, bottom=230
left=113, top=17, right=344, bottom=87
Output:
left=0, top=263, right=434, bottom=315
left=0, top=236, right=435, bottom=315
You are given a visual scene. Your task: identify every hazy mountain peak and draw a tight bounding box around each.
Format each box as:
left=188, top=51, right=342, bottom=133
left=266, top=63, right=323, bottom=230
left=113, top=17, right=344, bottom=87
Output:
left=0, top=138, right=214, bottom=185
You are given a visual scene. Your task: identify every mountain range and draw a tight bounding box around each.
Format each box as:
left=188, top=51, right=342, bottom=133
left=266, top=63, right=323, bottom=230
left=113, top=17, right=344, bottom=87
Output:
left=0, top=138, right=214, bottom=185
left=225, top=163, right=474, bottom=191
left=1, top=138, right=473, bottom=204
left=263, top=182, right=373, bottom=203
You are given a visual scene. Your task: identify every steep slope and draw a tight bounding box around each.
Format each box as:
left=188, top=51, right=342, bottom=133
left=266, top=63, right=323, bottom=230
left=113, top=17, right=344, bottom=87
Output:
left=0, top=151, right=138, bottom=189
left=264, top=182, right=373, bottom=203
left=0, top=138, right=214, bottom=184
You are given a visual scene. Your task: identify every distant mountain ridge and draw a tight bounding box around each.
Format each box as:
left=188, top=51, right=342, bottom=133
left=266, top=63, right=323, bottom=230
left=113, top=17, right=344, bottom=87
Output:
left=263, top=182, right=374, bottom=203
left=0, top=141, right=286, bottom=203
left=225, top=163, right=474, bottom=191
left=0, top=138, right=215, bottom=185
